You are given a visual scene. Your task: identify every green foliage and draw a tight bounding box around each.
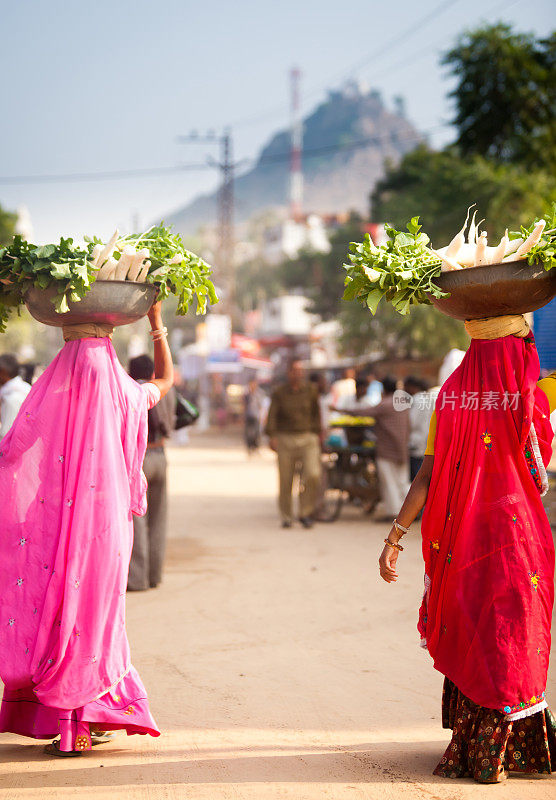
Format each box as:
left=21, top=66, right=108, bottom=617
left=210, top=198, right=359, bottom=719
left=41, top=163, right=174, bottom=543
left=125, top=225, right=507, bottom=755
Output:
left=117, top=225, right=217, bottom=315
left=0, top=235, right=93, bottom=331
left=372, top=145, right=556, bottom=247
left=442, top=24, right=556, bottom=167
left=281, top=213, right=365, bottom=320
left=339, top=299, right=469, bottom=359
left=235, top=259, right=283, bottom=312
left=0, top=204, right=17, bottom=246
left=343, top=217, right=444, bottom=317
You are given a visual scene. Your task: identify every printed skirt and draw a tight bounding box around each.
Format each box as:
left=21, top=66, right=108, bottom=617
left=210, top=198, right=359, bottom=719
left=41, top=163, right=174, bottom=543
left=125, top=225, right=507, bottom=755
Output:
left=435, top=678, right=556, bottom=783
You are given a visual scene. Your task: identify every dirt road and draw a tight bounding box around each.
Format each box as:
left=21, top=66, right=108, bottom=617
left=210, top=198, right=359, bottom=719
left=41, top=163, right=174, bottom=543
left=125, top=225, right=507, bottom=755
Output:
left=1, top=435, right=555, bottom=799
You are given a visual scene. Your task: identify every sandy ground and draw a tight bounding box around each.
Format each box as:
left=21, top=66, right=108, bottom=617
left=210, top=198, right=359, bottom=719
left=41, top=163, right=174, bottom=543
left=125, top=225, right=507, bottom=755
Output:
left=1, top=433, right=555, bottom=799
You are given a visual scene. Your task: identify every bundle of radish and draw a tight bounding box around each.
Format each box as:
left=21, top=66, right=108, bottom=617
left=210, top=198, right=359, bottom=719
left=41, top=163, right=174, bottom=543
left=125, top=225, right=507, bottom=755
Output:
left=0, top=224, right=216, bottom=332
left=342, top=204, right=556, bottom=316
left=433, top=206, right=550, bottom=271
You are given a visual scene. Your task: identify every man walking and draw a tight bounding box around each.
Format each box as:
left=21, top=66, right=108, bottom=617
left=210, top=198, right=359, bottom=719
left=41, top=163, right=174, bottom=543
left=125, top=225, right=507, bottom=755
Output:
left=266, top=361, right=322, bottom=528
left=128, top=355, right=176, bottom=591
left=0, top=354, right=31, bottom=438
left=370, top=375, right=410, bottom=520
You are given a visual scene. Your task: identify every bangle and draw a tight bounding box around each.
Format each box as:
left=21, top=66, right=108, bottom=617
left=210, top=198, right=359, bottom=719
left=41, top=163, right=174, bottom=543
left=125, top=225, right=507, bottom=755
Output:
left=150, top=326, right=168, bottom=341
left=384, top=538, right=403, bottom=552
left=393, top=519, right=410, bottom=536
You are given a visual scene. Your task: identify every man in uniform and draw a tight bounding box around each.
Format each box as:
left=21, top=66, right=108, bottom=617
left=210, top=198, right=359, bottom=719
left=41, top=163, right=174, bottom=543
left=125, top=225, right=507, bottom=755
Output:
left=266, top=361, right=322, bottom=528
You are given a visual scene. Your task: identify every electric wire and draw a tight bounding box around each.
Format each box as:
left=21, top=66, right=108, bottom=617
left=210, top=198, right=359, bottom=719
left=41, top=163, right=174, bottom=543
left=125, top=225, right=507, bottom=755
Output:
left=0, top=124, right=450, bottom=186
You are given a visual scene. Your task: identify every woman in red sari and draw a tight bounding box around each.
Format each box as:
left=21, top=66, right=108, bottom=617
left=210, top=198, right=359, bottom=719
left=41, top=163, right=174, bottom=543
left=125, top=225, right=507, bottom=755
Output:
left=379, top=315, right=556, bottom=783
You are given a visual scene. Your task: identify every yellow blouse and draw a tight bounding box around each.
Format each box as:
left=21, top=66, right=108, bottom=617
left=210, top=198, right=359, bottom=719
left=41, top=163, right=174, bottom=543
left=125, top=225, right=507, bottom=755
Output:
left=424, top=373, right=556, bottom=456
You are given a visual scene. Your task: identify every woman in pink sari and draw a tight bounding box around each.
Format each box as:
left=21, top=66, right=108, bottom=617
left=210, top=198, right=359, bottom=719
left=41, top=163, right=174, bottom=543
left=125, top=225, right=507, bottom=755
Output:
left=379, top=315, right=556, bottom=783
left=0, top=301, right=173, bottom=756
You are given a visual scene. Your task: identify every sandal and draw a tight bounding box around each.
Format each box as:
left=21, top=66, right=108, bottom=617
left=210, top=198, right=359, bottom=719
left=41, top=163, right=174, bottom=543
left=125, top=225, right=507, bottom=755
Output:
left=43, top=739, right=83, bottom=758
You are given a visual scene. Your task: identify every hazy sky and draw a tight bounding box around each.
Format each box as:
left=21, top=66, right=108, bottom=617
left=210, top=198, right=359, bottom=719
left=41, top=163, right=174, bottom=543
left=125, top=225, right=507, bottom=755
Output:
left=1, top=0, right=554, bottom=242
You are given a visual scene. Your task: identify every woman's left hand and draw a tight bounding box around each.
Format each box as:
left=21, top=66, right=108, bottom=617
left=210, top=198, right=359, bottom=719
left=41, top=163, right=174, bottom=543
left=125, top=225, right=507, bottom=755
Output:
left=379, top=537, right=400, bottom=583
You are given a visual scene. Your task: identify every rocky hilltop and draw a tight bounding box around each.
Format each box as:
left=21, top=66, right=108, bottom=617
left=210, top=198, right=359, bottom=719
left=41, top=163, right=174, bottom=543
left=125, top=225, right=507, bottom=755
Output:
left=166, top=84, right=423, bottom=235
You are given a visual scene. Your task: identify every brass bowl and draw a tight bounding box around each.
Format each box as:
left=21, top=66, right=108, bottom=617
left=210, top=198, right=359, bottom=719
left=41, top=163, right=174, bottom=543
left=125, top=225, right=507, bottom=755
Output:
left=429, top=261, right=556, bottom=320
left=25, top=280, right=157, bottom=327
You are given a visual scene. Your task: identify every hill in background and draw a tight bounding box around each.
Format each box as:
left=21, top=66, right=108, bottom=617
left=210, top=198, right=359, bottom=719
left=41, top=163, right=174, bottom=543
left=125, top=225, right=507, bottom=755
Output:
left=165, top=83, right=423, bottom=236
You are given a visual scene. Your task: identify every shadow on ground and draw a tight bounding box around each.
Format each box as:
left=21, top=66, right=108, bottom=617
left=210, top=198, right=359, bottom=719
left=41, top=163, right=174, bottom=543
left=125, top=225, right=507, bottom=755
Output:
left=0, top=739, right=459, bottom=788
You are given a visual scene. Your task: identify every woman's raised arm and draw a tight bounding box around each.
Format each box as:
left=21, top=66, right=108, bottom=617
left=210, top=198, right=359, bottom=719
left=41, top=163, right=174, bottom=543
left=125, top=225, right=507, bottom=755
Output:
left=147, top=301, right=174, bottom=398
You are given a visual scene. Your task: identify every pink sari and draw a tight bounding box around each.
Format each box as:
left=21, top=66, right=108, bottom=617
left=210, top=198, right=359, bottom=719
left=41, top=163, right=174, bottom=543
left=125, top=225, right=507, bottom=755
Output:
left=0, top=338, right=160, bottom=750
left=419, top=333, right=554, bottom=720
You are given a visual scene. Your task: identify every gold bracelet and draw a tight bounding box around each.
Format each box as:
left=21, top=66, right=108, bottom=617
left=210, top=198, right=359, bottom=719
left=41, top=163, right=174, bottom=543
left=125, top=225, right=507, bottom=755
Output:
left=384, top=538, right=403, bottom=552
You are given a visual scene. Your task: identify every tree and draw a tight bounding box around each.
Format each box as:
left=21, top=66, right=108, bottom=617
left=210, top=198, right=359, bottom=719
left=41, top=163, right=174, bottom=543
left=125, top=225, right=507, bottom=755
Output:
left=280, top=212, right=364, bottom=320
left=235, top=258, right=283, bottom=313
left=443, top=24, right=556, bottom=168
left=372, top=145, right=556, bottom=248
left=0, top=204, right=17, bottom=246
left=339, top=299, right=468, bottom=360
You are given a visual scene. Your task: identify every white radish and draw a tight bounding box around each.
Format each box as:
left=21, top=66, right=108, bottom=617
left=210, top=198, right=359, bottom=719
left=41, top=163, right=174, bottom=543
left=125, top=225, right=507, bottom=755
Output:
left=437, top=242, right=474, bottom=267
left=95, top=229, right=119, bottom=270
left=137, top=260, right=151, bottom=283
left=467, top=210, right=478, bottom=244
left=474, top=231, right=489, bottom=266
left=445, top=205, right=474, bottom=259
left=433, top=249, right=463, bottom=272
left=491, top=230, right=509, bottom=264
left=127, top=248, right=150, bottom=282
left=91, top=244, right=103, bottom=266
left=474, top=218, right=485, bottom=244
left=97, top=256, right=118, bottom=280
left=504, top=221, right=546, bottom=262
left=515, top=219, right=546, bottom=258
left=504, top=237, right=524, bottom=256
left=114, top=245, right=136, bottom=280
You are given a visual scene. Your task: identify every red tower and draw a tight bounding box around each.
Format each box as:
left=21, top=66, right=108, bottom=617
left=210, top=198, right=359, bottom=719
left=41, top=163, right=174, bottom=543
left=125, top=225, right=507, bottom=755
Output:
left=289, top=67, right=303, bottom=222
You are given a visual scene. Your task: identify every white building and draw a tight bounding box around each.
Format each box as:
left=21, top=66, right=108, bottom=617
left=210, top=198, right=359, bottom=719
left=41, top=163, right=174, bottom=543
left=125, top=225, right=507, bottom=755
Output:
left=262, top=214, right=331, bottom=265
left=258, top=294, right=317, bottom=337
left=15, top=206, right=34, bottom=241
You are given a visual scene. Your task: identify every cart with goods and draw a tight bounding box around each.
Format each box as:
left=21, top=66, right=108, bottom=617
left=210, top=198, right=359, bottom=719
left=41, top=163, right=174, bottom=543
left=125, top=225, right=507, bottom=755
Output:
left=315, top=415, right=380, bottom=522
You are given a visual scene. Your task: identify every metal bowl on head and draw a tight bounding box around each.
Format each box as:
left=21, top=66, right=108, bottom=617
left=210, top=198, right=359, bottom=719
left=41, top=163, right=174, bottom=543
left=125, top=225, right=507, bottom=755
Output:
left=428, top=261, right=556, bottom=320
left=25, top=280, right=158, bottom=328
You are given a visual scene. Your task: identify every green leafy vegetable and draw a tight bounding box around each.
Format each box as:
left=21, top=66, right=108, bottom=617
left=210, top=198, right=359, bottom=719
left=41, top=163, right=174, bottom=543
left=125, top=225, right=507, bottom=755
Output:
left=343, top=204, right=556, bottom=317
left=0, top=224, right=216, bottom=333
left=342, top=217, right=445, bottom=316
left=116, top=225, right=217, bottom=315
left=0, top=235, right=93, bottom=332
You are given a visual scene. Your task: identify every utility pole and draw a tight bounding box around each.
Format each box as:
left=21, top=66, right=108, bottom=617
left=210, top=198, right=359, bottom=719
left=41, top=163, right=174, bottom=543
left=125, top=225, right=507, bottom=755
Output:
left=178, top=129, right=238, bottom=315
left=218, top=129, right=235, bottom=313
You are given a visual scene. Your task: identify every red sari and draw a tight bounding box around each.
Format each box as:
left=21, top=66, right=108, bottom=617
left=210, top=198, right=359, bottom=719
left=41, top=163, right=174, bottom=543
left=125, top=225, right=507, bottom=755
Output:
left=419, top=333, right=553, bottom=719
